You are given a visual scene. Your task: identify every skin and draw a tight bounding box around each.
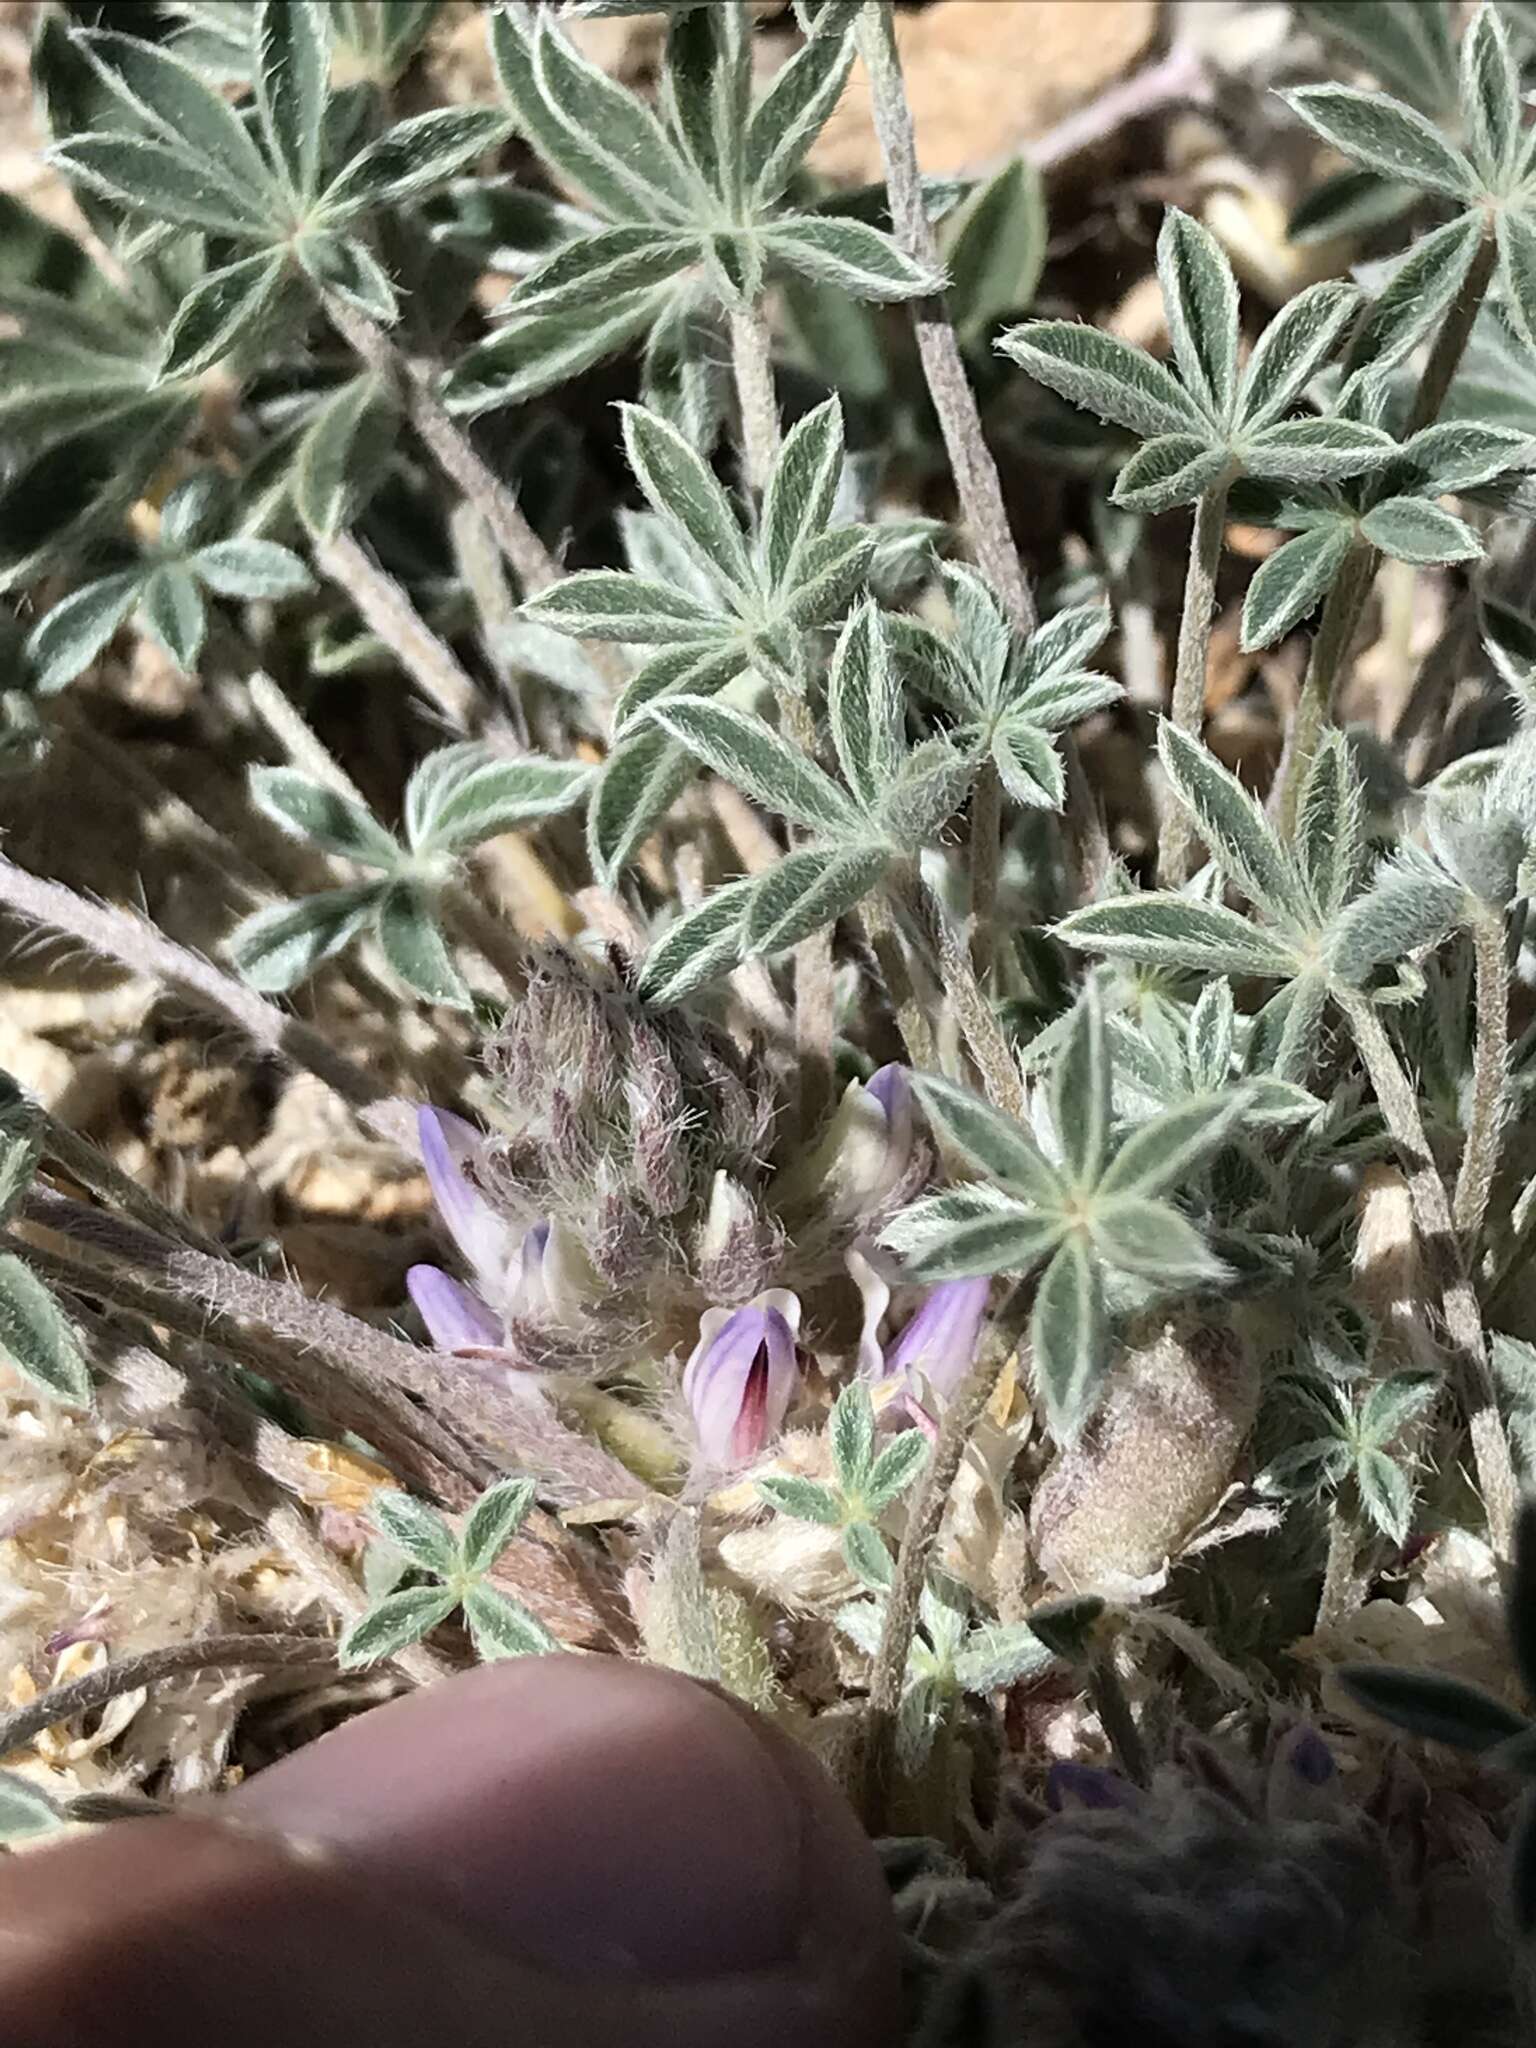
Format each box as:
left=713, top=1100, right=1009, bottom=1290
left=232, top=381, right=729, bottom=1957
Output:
left=0, top=1657, right=902, bottom=2048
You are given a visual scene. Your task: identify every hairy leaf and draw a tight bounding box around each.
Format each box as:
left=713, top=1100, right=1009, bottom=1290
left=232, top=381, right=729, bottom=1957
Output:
left=0, top=1253, right=92, bottom=1406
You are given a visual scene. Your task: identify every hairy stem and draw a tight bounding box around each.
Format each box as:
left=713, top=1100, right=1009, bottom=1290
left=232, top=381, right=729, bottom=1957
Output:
left=1271, top=542, right=1378, bottom=838
left=0, top=853, right=382, bottom=1110
left=897, top=870, right=1025, bottom=1117
left=728, top=303, right=782, bottom=496
left=1455, top=906, right=1511, bottom=1252
left=33, top=1107, right=226, bottom=1260
left=439, top=879, right=528, bottom=999
left=1158, top=480, right=1231, bottom=885
left=0, top=1635, right=337, bottom=1763
left=313, top=529, right=482, bottom=732
left=859, top=889, right=937, bottom=1074
left=1335, top=986, right=1517, bottom=1557
left=777, top=684, right=838, bottom=1134
left=324, top=297, right=564, bottom=596
left=860, top=1312, right=1017, bottom=1830
left=1405, top=228, right=1498, bottom=440
left=1316, top=1501, right=1363, bottom=1632
left=968, top=757, right=1003, bottom=986
left=1088, top=1648, right=1149, bottom=1787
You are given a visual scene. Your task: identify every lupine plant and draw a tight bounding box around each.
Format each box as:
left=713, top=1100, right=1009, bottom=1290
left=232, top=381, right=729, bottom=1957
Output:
left=10, top=0, right=1536, bottom=2031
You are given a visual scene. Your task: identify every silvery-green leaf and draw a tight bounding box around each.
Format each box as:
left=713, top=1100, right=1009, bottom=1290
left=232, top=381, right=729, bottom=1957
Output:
left=407, top=748, right=591, bottom=853
left=743, top=844, right=888, bottom=956
left=294, top=372, right=400, bottom=538
left=991, top=720, right=1064, bottom=809
left=764, top=216, right=938, bottom=301
left=612, top=641, right=743, bottom=736
left=1283, top=84, right=1478, bottom=199
left=320, top=104, right=511, bottom=218
left=757, top=1474, right=843, bottom=1526
left=460, top=1476, right=538, bottom=1577
left=828, top=600, right=902, bottom=811
left=829, top=1380, right=876, bottom=1493
left=843, top=1521, right=894, bottom=1591
left=1011, top=671, right=1122, bottom=732
left=1359, top=494, right=1480, bottom=565
left=1344, top=211, right=1483, bottom=374
left=649, top=697, right=861, bottom=832
left=1328, top=856, right=1463, bottom=983
left=1360, top=1369, right=1440, bottom=1446
left=1089, top=1195, right=1226, bottom=1284
left=0, top=1253, right=92, bottom=1406
left=1187, top=977, right=1235, bottom=1090
left=1249, top=969, right=1329, bottom=1085
left=297, top=230, right=399, bottom=322
left=660, top=3, right=747, bottom=198
left=635, top=874, right=755, bottom=1005
left=254, top=0, right=328, bottom=203
left=1459, top=2, right=1521, bottom=185
left=1157, top=723, right=1307, bottom=923
left=523, top=571, right=723, bottom=644
left=760, top=394, right=844, bottom=596
left=1296, top=727, right=1367, bottom=921
left=228, top=885, right=382, bottom=990
left=895, top=1675, right=944, bottom=1770
left=621, top=401, right=754, bottom=597
left=0, top=1769, right=67, bottom=1843
left=864, top=1430, right=930, bottom=1514
left=1157, top=207, right=1239, bottom=422
left=744, top=3, right=856, bottom=205
left=26, top=571, right=142, bottom=694
left=377, top=882, right=471, bottom=1008
left=998, top=319, right=1206, bottom=439
left=945, top=155, right=1047, bottom=344
left=1354, top=1448, right=1411, bottom=1545
left=512, top=225, right=697, bottom=319
left=1057, top=895, right=1300, bottom=978
left=954, top=1621, right=1051, bottom=1694
left=911, top=1074, right=1063, bottom=1204
left=370, top=1487, right=458, bottom=1576
left=1051, top=983, right=1109, bottom=1188
left=443, top=290, right=664, bottom=414
left=1294, top=1, right=1455, bottom=115
left=1100, top=1089, right=1250, bottom=1198
left=883, top=1186, right=1063, bottom=1280
left=1496, top=208, right=1536, bottom=353
left=877, top=736, right=976, bottom=843
left=1017, top=599, right=1113, bottom=689
left=490, top=4, right=690, bottom=222
left=1396, top=420, right=1536, bottom=494
left=463, top=1586, right=563, bottom=1658
left=338, top=1585, right=458, bottom=1668
left=1031, top=1236, right=1106, bottom=1442
left=587, top=726, right=695, bottom=884
left=1336, top=1664, right=1528, bottom=1751
left=76, top=26, right=276, bottom=195
left=49, top=132, right=274, bottom=236
left=1111, top=434, right=1230, bottom=515
left=194, top=539, right=312, bottom=601
left=1236, top=278, right=1360, bottom=429
left=705, top=228, right=766, bottom=309
left=251, top=766, right=400, bottom=867
left=139, top=564, right=206, bottom=671
left=1240, top=523, right=1356, bottom=652
left=834, top=1597, right=884, bottom=1659
left=779, top=524, right=875, bottom=627
left=1239, top=417, right=1395, bottom=483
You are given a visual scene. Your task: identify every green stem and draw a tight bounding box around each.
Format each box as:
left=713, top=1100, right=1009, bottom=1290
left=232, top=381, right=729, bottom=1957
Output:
left=1454, top=905, right=1511, bottom=1253
left=892, top=868, right=1025, bottom=1117
left=1404, top=227, right=1498, bottom=440
left=1316, top=1500, right=1362, bottom=1632
left=1158, top=480, right=1230, bottom=886
left=859, top=889, right=936, bottom=1075
left=777, top=683, right=837, bottom=1135
left=1335, top=985, right=1517, bottom=1557
left=1272, top=542, right=1379, bottom=837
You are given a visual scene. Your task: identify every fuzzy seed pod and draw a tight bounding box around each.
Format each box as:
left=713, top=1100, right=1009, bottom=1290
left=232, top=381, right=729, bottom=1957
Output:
left=1031, top=1315, right=1259, bottom=1593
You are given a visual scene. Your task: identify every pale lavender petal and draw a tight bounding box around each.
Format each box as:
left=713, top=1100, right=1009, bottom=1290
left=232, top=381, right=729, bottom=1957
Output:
left=884, top=1277, right=991, bottom=1401
left=683, top=1303, right=801, bottom=1467
left=417, top=1105, right=513, bottom=1297
left=407, top=1263, right=504, bottom=1353
left=865, top=1063, right=913, bottom=1139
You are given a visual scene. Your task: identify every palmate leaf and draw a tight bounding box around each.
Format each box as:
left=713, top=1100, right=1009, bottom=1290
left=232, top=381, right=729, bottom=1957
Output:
left=911, top=1075, right=1064, bottom=1206
left=998, top=319, right=1206, bottom=440
left=1459, top=2, right=1522, bottom=186
left=255, top=0, right=329, bottom=206
left=1050, top=983, right=1109, bottom=1188
left=1157, top=208, right=1239, bottom=424
left=1156, top=722, right=1308, bottom=923
left=459, top=1476, right=539, bottom=1577
left=0, top=1253, right=93, bottom=1406
left=1358, top=495, right=1482, bottom=565
left=1283, top=84, right=1478, bottom=200
left=744, top=2, right=857, bottom=206
left=228, top=885, right=383, bottom=991
left=405, top=747, right=591, bottom=854
left=1241, top=523, right=1356, bottom=652
left=620, top=402, right=755, bottom=597
left=648, top=697, right=861, bottom=834
left=742, top=844, right=888, bottom=956
left=74, top=26, right=277, bottom=196
left=377, top=881, right=471, bottom=1008
left=587, top=726, right=696, bottom=886
left=1236, top=279, right=1361, bottom=431
left=25, top=572, right=143, bottom=694
left=1056, top=895, right=1301, bottom=979
left=762, top=216, right=936, bottom=301
left=251, top=766, right=401, bottom=867
left=827, top=601, right=903, bottom=812
left=1089, top=1196, right=1227, bottom=1286
left=761, top=396, right=845, bottom=596
left=637, top=875, right=756, bottom=1006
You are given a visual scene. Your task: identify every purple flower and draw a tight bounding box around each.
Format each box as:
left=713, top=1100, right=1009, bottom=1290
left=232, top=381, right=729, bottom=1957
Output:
left=856, top=1258, right=990, bottom=1430
left=408, top=1106, right=591, bottom=1357
left=683, top=1289, right=802, bottom=1468
left=785, top=1064, right=917, bottom=1222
